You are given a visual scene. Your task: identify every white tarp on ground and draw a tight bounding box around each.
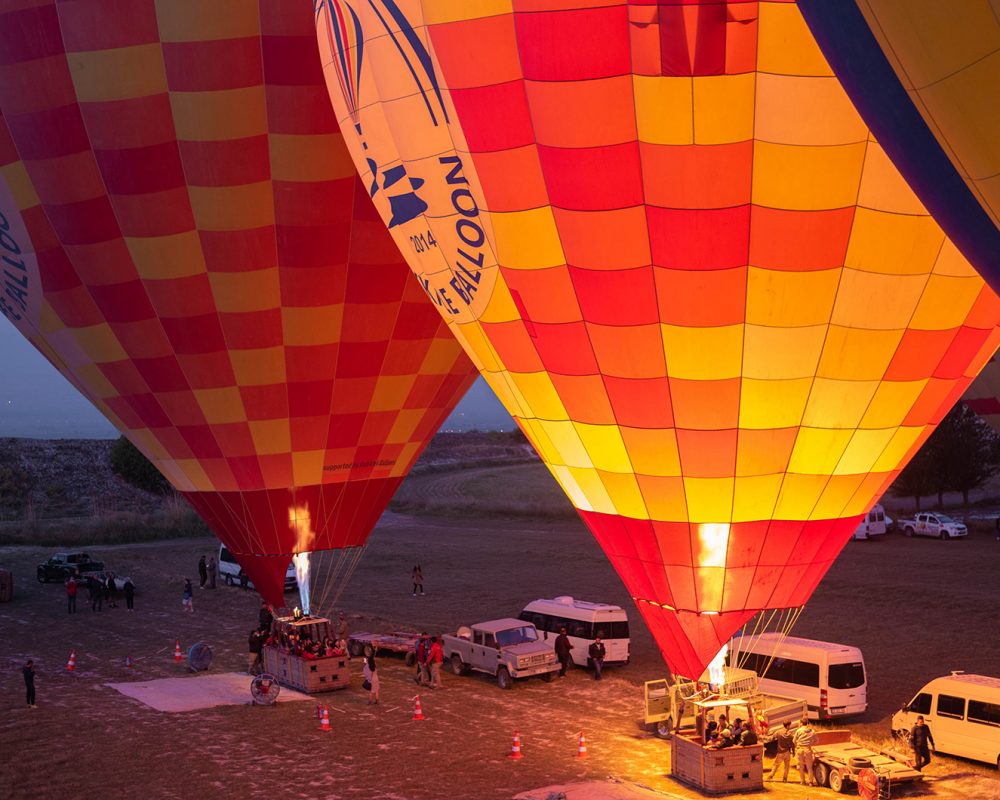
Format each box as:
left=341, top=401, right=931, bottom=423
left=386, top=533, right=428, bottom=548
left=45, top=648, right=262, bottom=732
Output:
left=106, top=672, right=313, bottom=713
left=516, top=781, right=693, bottom=800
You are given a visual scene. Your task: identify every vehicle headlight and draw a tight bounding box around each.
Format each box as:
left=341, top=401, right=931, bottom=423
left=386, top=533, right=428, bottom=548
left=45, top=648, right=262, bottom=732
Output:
left=517, top=657, right=528, bottom=668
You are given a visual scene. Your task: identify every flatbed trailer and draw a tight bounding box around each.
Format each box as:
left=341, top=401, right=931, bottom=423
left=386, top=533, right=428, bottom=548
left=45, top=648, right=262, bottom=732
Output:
left=809, top=730, right=923, bottom=795
left=347, top=631, right=419, bottom=664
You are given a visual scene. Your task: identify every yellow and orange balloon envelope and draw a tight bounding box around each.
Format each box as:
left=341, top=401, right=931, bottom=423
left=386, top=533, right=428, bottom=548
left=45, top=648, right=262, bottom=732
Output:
left=0, top=0, right=474, bottom=603
left=317, top=0, right=1000, bottom=677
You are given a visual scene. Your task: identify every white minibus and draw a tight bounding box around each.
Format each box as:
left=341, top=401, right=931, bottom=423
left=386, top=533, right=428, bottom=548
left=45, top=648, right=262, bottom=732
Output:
left=518, top=596, right=630, bottom=667
left=730, top=633, right=867, bottom=719
left=892, top=673, right=1000, bottom=769
left=853, top=503, right=889, bottom=540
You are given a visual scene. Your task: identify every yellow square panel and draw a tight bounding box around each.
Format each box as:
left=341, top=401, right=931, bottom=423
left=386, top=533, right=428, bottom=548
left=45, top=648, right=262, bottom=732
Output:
left=857, top=141, right=930, bottom=215
left=155, top=0, right=261, bottom=42
left=188, top=182, right=274, bottom=230
left=931, top=237, right=980, bottom=279
left=0, top=161, right=39, bottom=208
left=732, top=474, right=783, bottom=523
left=451, top=323, right=491, bottom=371
left=282, top=306, right=342, bottom=346
left=831, top=269, right=926, bottom=330
left=683, top=477, right=734, bottom=524
left=746, top=267, right=839, bottom=327
left=621, top=427, right=681, bottom=477
left=566, top=466, right=616, bottom=514
left=520, top=417, right=566, bottom=466
left=816, top=326, right=902, bottom=381
left=801, top=378, right=878, bottom=429
left=693, top=73, right=755, bottom=145
left=73, top=363, right=117, bottom=400
left=549, top=464, right=591, bottom=511
left=159, top=460, right=196, bottom=492
left=71, top=323, right=128, bottom=363
left=418, top=337, right=466, bottom=375
left=385, top=409, right=422, bottom=444
left=539, top=419, right=592, bottom=469
left=845, top=208, right=945, bottom=275
left=575, top=422, right=632, bottom=474
left=742, top=324, right=825, bottom=380
left=128, top=428, right=170, bottom=462
left=811, top=473, right=866, bottom=520
left=173, top=458, right=210, bottom=492
left=369, top=375, right=418, bottom=413
left=68, top=44, right=167, bottom=103
left=229, top=348, right=285, bottom=386
left=249, top=419, right=292, bottom=456
left=739, top=378, right=812, bottom=429
left=757, top=1, right=833, bottom=78
left=833, top=427, right=897, bottom=476
left=871, top=426, right=924, bottom=473
left=633, top=75, right=693, bottom=145
left=292, top=450, right=325, bottom=488
left=861, top=380, right=927, bottom=428
left=754, top=73, right=866, bottom=147
left=909, top=275, right=986, bottom=330
left=772, top=473, right=826, bottom=520
left=423, top=0, right=512, bottom=24
left=479, top=274, right=520, bottom=324
left=490, top=208, right=566, bottom=270
left=127, top=231, right=208, bottom=280
left=662, top=324, right=743, bottom=380
left=269, top=134, right=358, bottom=183
left=209, top=269, right=280, bottom=313
left=637, top=475, right=687, bottom=522
left=598, top=470, right=647, bottom=518
left=510, top=372, right=567, bottom=421
left=788, top=427, right=854, bottom=475
left=194, top=387, right=246, bottom=425
left=752, top=141, right=867, bottom=211
left=170, top=87, right=267, bottom=142
left=392, top=441, right=420, bottom=475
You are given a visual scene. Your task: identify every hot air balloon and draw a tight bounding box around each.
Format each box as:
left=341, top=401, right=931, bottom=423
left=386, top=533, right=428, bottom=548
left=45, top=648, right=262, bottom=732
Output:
left=316, top=0, right=1000, bottom=678
left=0, top=0, right=475, bottom=609
left=797, top=1, right=1000, bottom=291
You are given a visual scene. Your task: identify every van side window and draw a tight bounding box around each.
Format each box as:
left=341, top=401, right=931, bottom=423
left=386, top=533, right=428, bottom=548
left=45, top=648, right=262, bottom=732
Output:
left=609, top=620, right=630, bottom=638
left=937, top=694, right=966, bottom=719
left=570, top=621, right=592, bottom=639
left=968, top=700, right=1000, bottom=727
left=910, top=693, right=932, bottom=715
left=763, top=657, right=820, bottom=688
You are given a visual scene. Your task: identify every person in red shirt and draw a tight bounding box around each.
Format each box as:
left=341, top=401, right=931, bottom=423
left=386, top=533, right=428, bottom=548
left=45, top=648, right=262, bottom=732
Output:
left=65, top=575, right=77, bottom=614
left=428, top=636, right=444, bottom=689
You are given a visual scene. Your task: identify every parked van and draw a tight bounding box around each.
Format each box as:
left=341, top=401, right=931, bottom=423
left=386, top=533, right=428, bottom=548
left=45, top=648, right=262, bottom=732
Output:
left=730, top=634, right=867, bottom=719
left=853, top=503, right=889, bottom=540
left=218, top=545, right=297, bottom=592
left=891, top=673, right=1000, bottom=769
left=518, top=596, right=629, bottom=667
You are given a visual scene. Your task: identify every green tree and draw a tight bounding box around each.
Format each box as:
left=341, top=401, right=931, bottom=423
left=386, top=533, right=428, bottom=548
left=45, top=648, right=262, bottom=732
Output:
left=890, top=437, right=936, bottom=511
left=109, top=436, right=171, bottom=495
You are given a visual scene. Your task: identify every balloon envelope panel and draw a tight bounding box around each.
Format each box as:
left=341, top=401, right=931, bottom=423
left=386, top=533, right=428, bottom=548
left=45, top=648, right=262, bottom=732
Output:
left=0, top=0, right=475, bottom=603
left=316, top=0, right=999, bottom=678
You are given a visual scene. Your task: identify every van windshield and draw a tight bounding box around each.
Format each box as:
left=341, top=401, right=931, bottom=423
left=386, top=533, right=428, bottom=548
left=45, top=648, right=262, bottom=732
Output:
left=828, top=662, right=865, bottom=689
left=496, top=626, right=538, bottom=647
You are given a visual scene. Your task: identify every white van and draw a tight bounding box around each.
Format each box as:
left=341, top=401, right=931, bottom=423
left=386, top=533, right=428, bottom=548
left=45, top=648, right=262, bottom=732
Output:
left=518, top=596, right=630, bottom=667
left=730, top=634, right=867, bottom=719
left=218, top=545, right=296, bottom=591
left=891, top=673, right=1000, bottom=769
left=853, top=503, right=889, bottom=540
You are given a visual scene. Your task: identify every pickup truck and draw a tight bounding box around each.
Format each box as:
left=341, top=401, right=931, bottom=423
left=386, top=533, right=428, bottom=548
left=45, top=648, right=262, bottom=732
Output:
left=443, top=618, right=560, bottom=689
left=36, top=552, right=105, bottom=583
left=899, top=512, right=968, bottom=540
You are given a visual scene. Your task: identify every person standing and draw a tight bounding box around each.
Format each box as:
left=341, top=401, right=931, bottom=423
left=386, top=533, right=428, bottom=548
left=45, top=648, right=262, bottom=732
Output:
left=105, top=574, right=118, bottom=608
left=123, top=577, right=135, bottom=611
left=207, top=558, right=217, bottom=589
left=182, top=578, right=194, bottom=612
left=414, top=632, right=429, bottom=684
left=239, top=569, right=248, bottom=592
left=89, top=576, right=103, bottom=612
left=588, top=635, right=606, bottom=680
left=247, top=629, right=262, bottom=675
left=428, top=635, right=444, bottom=689
left=22, top=659, right=36, bottom=708
left=411, top=564, right=424, bottom=596
left=767, top=721, right=794, bottom=781
left=363, top=653, right=380, bottom=704
left=65, top=575, right=77, bottom=614
left=337, top=612, right=348, bottom=643
left=554, top=627, right=573, bottom=677
left=911, top=715, right=935, bottom=771
left=198, top=556, right=208, bottom=589
left=259, top=602, right=274, bottom=633
left=793, top=718, right=817, bottom=786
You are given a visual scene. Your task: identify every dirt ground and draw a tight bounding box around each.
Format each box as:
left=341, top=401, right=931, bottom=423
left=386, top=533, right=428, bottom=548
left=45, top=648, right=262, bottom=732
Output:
left=1, top=495, right=999, bottom=799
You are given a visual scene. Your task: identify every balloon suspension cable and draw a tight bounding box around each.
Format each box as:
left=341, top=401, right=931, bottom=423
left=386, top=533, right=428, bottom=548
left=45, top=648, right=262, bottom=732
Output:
left=310, top=545, right=367, bottom=621
left=731, top=605, right=805, bottom=678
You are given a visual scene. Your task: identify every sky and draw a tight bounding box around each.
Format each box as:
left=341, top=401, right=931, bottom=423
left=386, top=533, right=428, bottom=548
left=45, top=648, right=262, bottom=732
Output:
left=0, top=320, right=513, bottom=439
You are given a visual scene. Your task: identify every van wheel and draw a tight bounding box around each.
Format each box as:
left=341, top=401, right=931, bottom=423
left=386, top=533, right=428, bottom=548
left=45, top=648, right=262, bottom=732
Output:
left=225, top=574, right=233, bottom=586
left=814, top=761, right=830, bottom=788
left=450, top=654, right=466, bottom=676
left=829, top=769, right=846, bottom=793
left=497, top=667, right=513, bottom=690
left=940, top=531, right=950, bottom=540
left=404, top=651, right=416, bottom=668
left=656, top=718, right=674, bottom=739
left=904, top=526, right=914, bottom=537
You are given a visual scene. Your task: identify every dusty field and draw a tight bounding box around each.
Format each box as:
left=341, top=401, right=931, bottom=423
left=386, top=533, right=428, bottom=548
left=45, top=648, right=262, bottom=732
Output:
left=1, top=503, right=999, bottom=800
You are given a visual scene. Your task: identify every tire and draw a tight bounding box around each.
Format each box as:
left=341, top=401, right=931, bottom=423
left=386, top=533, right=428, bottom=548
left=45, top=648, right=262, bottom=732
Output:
left=450, top=653, right=466, bottom=676
left=540, top=671, right=554, bottom=683
left=814, top=761, right=830, bottom=788
left=656, top=718, right=674, bottom=739
left=829, top=769, right=846, bottom=793
left=849, top=757, right=872, bottom=770
left=225, top=574, right=234, bottom=586
left=940, top=531, right=949, bottom=540
left=904, top=526, right=914, bottom=537
left=404, top=651, right=416, bottom=668
left=37, top=571, right=45, bottom=584
left=497, top=667, right=513, bottom=690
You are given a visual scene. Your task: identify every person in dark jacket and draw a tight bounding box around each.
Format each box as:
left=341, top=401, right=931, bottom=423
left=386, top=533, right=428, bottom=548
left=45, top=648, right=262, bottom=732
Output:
left=247, top=629, right=263, bottom=675
left=206, top=557, right=217, bottom=589
left=105, top=574, right=118, bottom=608
left=766, top=721, right=794, bottom=780
left=740, top=726, right=759, bottom=746
left=88, top=576, right=103, bottom=612
left=259, top=602, right=274, bottom=633
left=239, top=569, right=248, bottom=591
left=22, top=659, right=36, bottom=708
left=554, top=627, right=573, bottom=677
left=123, top=577, right=135, bottom=611
left=588, top=636, right=606, bottom=680
left=911, top=715, right=935, bottom=771
left=198, top=555, right=208, bottom=588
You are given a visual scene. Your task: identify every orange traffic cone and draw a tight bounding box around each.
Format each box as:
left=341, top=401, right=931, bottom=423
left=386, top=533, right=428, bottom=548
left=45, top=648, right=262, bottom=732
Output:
left=125, top=655, right=134, bottom=669
left=318, top=706, right=331, bottom=732
left=576, top=731, right=588, bottom=758
left=508, top=730, right=524, bottom=760
left=66, top=649, right=76, bottom=671
left=412, top=695, right=425, bottom=721
left=174, top=641, right=183, bottom=663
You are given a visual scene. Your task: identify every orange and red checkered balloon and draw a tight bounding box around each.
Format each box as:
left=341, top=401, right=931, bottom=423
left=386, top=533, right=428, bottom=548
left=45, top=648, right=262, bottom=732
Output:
left=0, top=0, right=474, bottom=603
left=316, top=0, right=1000, bottom=678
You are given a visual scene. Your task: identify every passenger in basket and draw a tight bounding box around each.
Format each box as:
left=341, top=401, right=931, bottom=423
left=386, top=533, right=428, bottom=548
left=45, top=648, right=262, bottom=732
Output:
left=704, top=713, right=718, bottom=745
left=739, top=725, right=758, bottom=746
left=767, top=721, right=794, bottom=781
left=712, top=728, right=735, bottom=748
